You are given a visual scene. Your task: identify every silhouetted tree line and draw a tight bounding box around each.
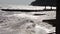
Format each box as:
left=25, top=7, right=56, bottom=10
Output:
left=30, top=0, right=56, bottom=6
left=30, top=0, right=56, bottom=10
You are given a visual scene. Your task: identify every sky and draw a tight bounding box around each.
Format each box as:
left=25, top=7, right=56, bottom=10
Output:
left=0, top=0, right=35, bottom=5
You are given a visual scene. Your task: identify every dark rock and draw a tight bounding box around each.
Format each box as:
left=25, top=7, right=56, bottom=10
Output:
left=43, top=19, right=56, bottom=27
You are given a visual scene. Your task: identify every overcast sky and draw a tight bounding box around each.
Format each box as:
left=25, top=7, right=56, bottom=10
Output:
left=0, top=0, right=35, bottom=5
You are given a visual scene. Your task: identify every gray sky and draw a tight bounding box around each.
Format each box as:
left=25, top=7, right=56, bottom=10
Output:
left=0, top=0, right=35, bottom=5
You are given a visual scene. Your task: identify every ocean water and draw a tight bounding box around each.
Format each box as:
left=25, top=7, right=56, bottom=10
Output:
left=0, top=4, right=56, bottom=34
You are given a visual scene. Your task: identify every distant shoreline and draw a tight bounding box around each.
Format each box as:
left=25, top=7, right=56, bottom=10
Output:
left=1, top=9, right=56, bottom=12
